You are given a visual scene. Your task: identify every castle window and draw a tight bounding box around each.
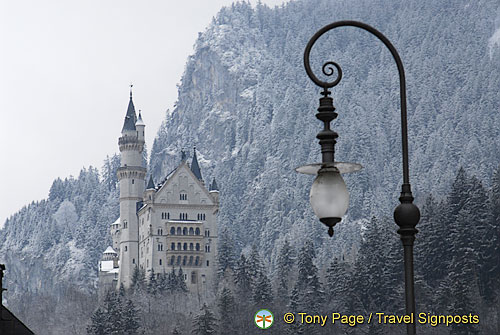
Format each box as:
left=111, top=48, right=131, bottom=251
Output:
left=196, top=243, right=200, bottom=251
left=159, top=259, right=162, bottom=266
left=189, top=243, right=194, bottom=251
left=158, top=243, right=163, bottom=251
left=133, top=258, right=135, bottom=264
left=168, top=212, right=170, bottom=219
left=207, top=260, right=209, bottom=267
left=177, top=227, right=182, bottom=235
left=189, top=228, right=194, bottom=235
left=180, top=193, right=187, bottom=200
left=198, top=213, right=206, bottom=220
left=195, top=257, right=199, bottom=266
left=177, top=242, right=181, bottom=250
left=195, top=228, right=200, bottom=235
left=170, top=227, right=175, bottom=235
left=183, top=227, right=187, bottom=235
left=176, top=256, right=181, bottom=265
left=132, top=179, right=134, bottom=184
left=125, top=246, right=128, bottom=252
left=171, top=243, right=175, bottom=250
left=123, top=220, right=128, bottom=229
left=191, top=271, right=197, bottom=284
left=183, top=243, right=188, bottom=251
left=183, top=256, right=187, bottom=266
left=158, top=228, right=163, bottom=235
left=189, top=256, right=193, bottom=265
left=183, top=274, right=187, bottom=281
left=170, top=256, right=175, bottom=265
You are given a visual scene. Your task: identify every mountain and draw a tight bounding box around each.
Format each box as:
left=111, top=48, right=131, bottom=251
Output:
left=149, top=0, right=500, bottom=259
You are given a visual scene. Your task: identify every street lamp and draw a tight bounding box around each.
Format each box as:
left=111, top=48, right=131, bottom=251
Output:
left=297, top=21, right=420, bottom=335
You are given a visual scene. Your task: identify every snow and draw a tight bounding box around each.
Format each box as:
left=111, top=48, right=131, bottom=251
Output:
left=488, top=27, right=500, bottom=58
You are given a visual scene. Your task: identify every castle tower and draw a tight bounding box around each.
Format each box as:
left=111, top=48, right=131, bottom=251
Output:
left=117, top=89, right=146, bottom=288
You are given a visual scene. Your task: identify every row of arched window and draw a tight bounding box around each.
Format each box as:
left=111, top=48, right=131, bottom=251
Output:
left=170, top=255, right=200, bottom=267
left=170, top=226, right=200, bottom=236
left=171, top=242, right=201, bottom=251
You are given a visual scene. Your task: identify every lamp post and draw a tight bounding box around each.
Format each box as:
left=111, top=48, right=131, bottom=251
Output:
left=297, top=21, right=420, bottom=335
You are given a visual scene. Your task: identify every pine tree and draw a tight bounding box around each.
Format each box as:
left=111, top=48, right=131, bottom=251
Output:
left=293, top=240, right=323, bottom=315
left=217, top=287, right=235, bottom=334
left=177, top=267, right=188, bottom=292
left=234, top=254, right=252, bottom=298
left=148, top=268, right=158, bottom=295
left=325, top=258, right=351, bottom=311
left=217, top=229, right=236, bottom=275
left=191, top=304, right=217, bottom=335
left=86, top=307, right=107, bottom=335
left=131, top=265, right=146, bottom=292
left=122, top=299, right=141, bottom=335
left=275, top=239, right=294, bottom=303
left=252, top=271, right=273, bottom=305
left=247, top=245, right=264, bottom=291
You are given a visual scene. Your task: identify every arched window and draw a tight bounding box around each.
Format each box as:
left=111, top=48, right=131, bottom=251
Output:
left=196, top=243, right=200, bottom=251
left=158, top=243, right=163, bottom=251
left=158, top=228, right=163, bottom=235
left=177, top=227, right=182, bottom=235
left=183, top=227, right=187, bottom=235
left=170, top=256, right=175, bottom=265
left=171, top=242, right=175, bottom=250
left=170, top=227, right=175, bottom=235
left=189, top=256, right=193, bottom=265
left=191, top=271, right=197, bottom=284
left=176, top=256, right=181, bottom=265
left=189, top=228, right=194, bottom=235
left=195, top=228, right=200, bottom=235
left=183, top=243, right=187, bottom=251
left=159, top=259, right=162, bottom=265
left=183, top=256, right=187, bottom=266
left=189, top=243, right=194, bottom=251
left=177, top=242, right=182, bottom=250
left=195, top=257, right=199, bottom=266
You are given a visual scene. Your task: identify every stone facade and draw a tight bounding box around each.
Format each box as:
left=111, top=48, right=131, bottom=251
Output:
left=99, top=92, right=218, bottom=295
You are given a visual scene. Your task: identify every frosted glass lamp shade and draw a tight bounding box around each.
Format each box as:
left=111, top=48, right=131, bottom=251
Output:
left=309, top=168, right=349, bottom=221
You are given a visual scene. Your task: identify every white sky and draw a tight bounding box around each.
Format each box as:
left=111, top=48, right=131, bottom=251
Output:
left=0, top=0, right=287, bottom=227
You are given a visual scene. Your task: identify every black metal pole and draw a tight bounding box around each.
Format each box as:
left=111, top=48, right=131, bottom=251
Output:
left=304, top=21, right=420, bottom=335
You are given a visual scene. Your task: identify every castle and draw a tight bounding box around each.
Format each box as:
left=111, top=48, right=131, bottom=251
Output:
left=98, top=91, right=219, bottom=295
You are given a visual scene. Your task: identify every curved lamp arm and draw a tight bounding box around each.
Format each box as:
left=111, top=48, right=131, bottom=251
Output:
left=303, top=21, right=420, bottom=335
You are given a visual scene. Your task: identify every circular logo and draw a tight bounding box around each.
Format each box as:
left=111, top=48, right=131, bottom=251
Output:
left=254, top=309, right=274, bottom=329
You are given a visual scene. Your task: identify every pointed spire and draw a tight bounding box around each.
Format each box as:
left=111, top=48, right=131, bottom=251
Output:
left=136, top=110, right=145, bottom=126
left=190, top=147, right=202, bottom=180
left=209, top=177, right=219, bottom=191
left=146, top=175, right=155, bottom=190
left=122, top=86, right=137, bottom=132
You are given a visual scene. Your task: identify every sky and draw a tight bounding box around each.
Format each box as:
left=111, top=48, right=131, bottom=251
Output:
left=0, top=0, right=288, bottom=228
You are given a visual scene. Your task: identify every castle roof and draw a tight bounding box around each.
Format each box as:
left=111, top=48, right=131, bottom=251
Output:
left=209, top=177, right=219, bottom=191
left=103, top=246, right=117, bottom=254
left=121, top=91, right=137, bottom=132
left=190, top=147, right=203, bottom=180
left=146, top=175, right=155, bottom=190
left=135, top=111, right=145, bottom=127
